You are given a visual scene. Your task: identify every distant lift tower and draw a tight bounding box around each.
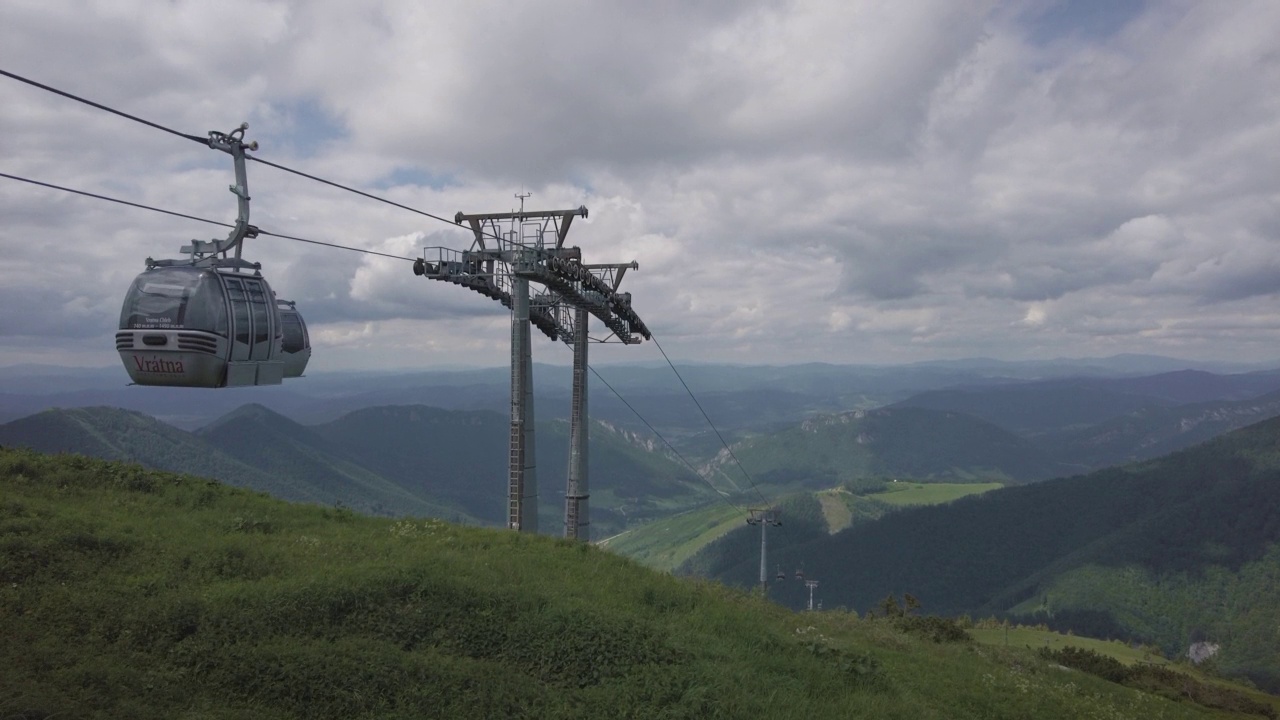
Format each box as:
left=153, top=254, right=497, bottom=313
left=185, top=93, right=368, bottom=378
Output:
left=414, top=204, right=650, bottom=539
left=746, top=508, right=782, bottom=597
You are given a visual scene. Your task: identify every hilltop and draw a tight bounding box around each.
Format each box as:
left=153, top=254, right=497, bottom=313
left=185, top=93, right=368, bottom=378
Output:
left=1, top=447, right=1268, bottom=719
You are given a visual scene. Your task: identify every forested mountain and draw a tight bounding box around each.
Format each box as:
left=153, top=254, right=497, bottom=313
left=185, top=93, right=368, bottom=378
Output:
left=712, top=407, right=1060, bottom=491
left=0, top=404, right=711, bottom=537
left=1047, top=388, right=1280, bottom=470
left=195, top=404, right=471, bottom=521
left=894, top=370, right=1280, bottom=438
left=302, top=404, right=715, bottom=534
left=0, top=406, right=459, bottom=516
left=0, top=407, right=296, bottom=499
left=694, top=415, right=1280, bottom=690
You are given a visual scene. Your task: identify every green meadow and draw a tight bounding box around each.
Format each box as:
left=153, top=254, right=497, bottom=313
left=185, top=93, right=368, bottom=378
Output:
left=1, top=448, right=1269, bottom=719
left=867, top=481, right=1004, bottom=506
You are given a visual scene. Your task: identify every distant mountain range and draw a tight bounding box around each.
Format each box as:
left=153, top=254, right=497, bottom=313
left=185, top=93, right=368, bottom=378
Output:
left=710, top=407, right=1060, bottom=490
left=6, top=356, right=1278, bottom=441
left=10, top=357, right=1280, bottom=539
left=893, top=369, right=1280, bottom=436
left=892, top=370, right=1280, bottom=472
left=0, top=404, right=714, bottom=538
left=0, top=405, right=471, bottom=520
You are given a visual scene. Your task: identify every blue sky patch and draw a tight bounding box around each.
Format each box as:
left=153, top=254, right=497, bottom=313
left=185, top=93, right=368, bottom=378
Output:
left=254, top=97, right=347, bottom=157
left=371, top=167, right=456, bottom=191
left=1024, top=0, right=1147, bottom=46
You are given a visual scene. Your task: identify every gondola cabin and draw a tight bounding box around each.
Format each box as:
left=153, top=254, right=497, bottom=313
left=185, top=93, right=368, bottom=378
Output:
left=277, top=298, right=311, bottom=378
left=116, top=263, right=307, bottom=388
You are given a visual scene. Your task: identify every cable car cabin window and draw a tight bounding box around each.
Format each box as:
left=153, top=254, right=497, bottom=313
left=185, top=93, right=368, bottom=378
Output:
left=281, top=312, right=305, bottom=353
left=119, top=268, right=229, bottom=336
left=245, top=280, right=270, bottom=346
left=225, top=278, right=252, bottom=350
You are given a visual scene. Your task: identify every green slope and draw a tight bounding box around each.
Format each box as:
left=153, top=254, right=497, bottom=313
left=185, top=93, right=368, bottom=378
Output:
left=598, top=503, right=745, bottom=571
left=868, top=481, right=1004, bottom=506
left=1, top=447, right=1259, bottom=720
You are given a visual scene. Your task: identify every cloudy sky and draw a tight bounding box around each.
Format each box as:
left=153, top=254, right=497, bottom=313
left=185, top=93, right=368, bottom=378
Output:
left=2, top=0, right=1279, bottom=372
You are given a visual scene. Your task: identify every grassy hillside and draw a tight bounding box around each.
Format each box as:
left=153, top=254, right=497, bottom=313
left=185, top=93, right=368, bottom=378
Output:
left=868, top=481, right=1004, bottom=506
left=1, top=448, right=1262, bottom=719
left=968, top=625, right=1280, bottom=717
left=597, top=503, right=745, bottom=571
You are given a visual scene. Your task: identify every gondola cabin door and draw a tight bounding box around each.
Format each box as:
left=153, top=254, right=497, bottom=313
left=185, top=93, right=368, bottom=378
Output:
left=220, top=275, right=284, bottom=386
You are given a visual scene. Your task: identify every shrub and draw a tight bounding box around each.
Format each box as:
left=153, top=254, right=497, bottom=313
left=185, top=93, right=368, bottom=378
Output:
left=1127, top=666, right=1277, bottom=719
left=1039, top=646, right=1129, bottom=684
left=894, top=615, right=971, bottom=644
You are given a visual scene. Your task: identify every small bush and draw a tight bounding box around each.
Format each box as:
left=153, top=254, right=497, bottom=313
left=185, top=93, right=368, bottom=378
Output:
left=1127, top=665, right=1277, bottom=719
left=894, top=615, right=971, bottom=644
left=1039, top=646, right=1129, bottom=684
left=230, top=516, right=275, bottom=534
left=1040, top=647, right=1277, bottom=719
left=803, top=639, right=888, bottom=690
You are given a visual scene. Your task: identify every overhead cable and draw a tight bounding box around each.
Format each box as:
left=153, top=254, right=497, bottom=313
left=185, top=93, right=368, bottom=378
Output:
left=0, top=171, right=415, bottom=262
left=247, top=156, right=467, bottom=234
left=588, top=363, right=749, bottom=519
left=650, top=334, right=771, bottom=507
left=0, top=68, right=207, bottom=145
left=0, top=67, right=505, bottom=245
left=1, top=172, right=231, bottom=229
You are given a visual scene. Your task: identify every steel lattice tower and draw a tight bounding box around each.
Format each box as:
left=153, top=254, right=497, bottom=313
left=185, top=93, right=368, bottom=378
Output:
left=413, top=204, right=649, bottom=538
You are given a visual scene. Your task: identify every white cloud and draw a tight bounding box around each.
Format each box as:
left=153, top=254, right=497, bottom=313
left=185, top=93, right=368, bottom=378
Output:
left=2, top=0, right=1280, bottom=372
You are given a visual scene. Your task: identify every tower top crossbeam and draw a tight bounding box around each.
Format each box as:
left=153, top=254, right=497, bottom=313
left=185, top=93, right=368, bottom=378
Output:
left=415, top=206, right=650, bottom=344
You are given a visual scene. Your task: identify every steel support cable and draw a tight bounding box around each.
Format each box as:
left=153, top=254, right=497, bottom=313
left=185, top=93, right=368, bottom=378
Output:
left=0, top=171, right=415, bottom=262
left=0, top=68, right=207, bottom=145
left=246, top=156, right=483, bottom=239
left=587, top=363, right=749, bottom=520
left=0, top=68, right=507, bottom=246
left=0, top=172, right=231, bottom=228
left=649, top=334, right=771, bottom=507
